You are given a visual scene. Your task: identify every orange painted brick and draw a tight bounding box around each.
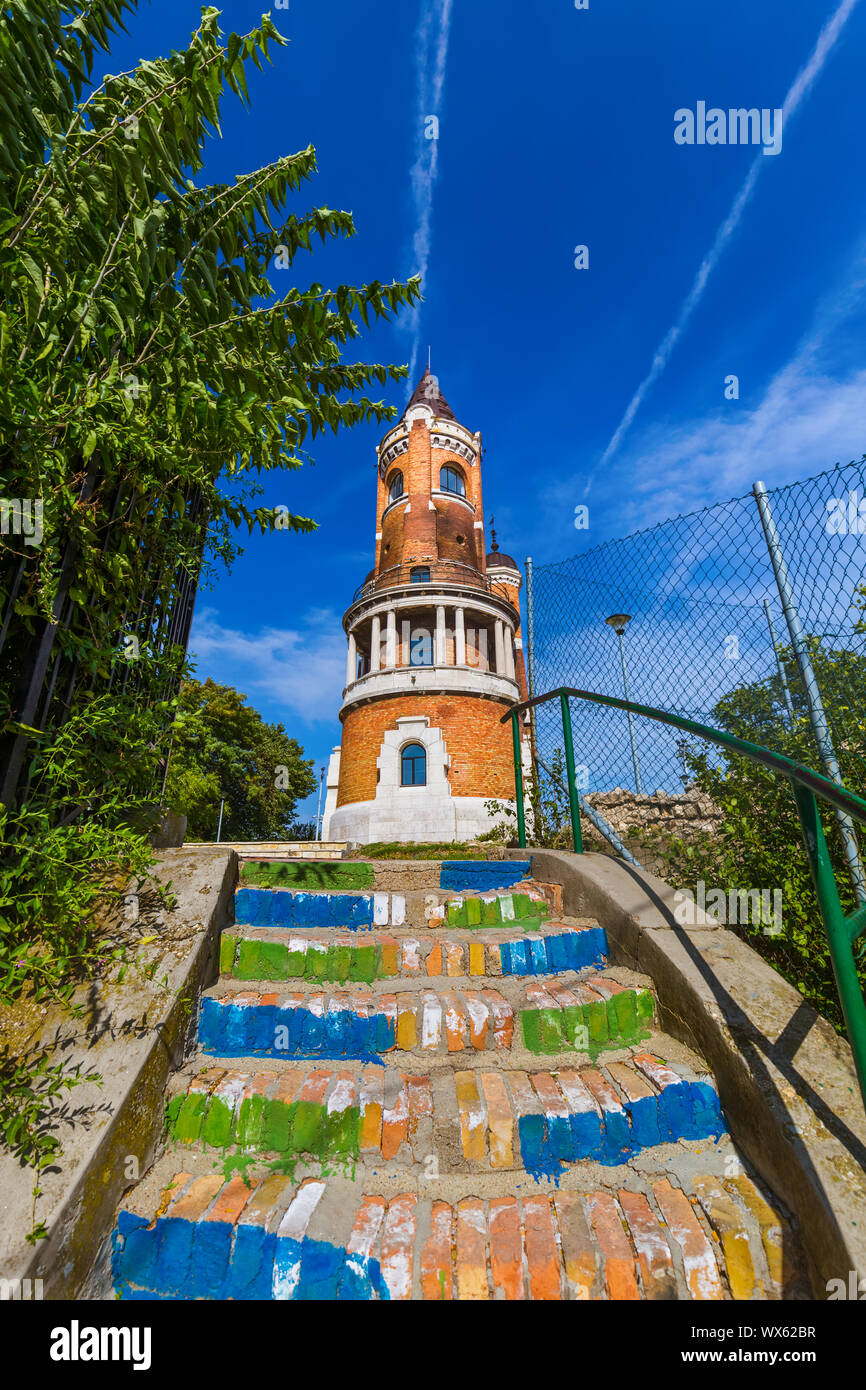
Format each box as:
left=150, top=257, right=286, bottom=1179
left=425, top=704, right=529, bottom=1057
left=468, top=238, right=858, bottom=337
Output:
left=425, top=943, right=443, bottom=976
left=168, top=1173, right=224, bottom=1222
left=396, top=997, right=418, bottom=1050
left=456, top=1198, right=489, bottom=1300
left=445, top=941, right=465, bottom=977
left=157, top=1173, right=192, bottom=1219
left=454, top=1070, right=486, bottom=1161
left=204, top=1175, right=254, bottom=1226
left=379, top=935, right=399, bottom=977
left=523, top=1195, right=562, bottom=1300
left=421, top=1200, right=454, bottom=1301
left=552, top=1192, right=597, bottom=1299
left=297, top=1069, right=333, bottom=1106
left=380, top=1193, right=418, bottom=1301
left=488, top=1197, right=525, bottom=1300
left=401, top=939, right=422, bottom=975
left=270, top=1068, right=306, bottom=1106
left=481, top=989, right=514, bottom=1049
left=406, top=1073, right=433, bottom=1160
left=652, top=1179, right=723, bottom=1301
left=359, top=1067, right=384, bottom=1153
left=530, top=1071, right=569, bottom=1123
left=444, top=991, right=469, bottom=1052
left=461, top=990, right=489, bottom=1050
left=346, top=1194, right=387, bottom=1269
left=382, top=1077, right=409, bottom=1160
left=618, top=1189, right=676, bottom=1300
left=585, top=1192, right=640, bottom=1301
left=480, top=1072, right=514, bottom=1168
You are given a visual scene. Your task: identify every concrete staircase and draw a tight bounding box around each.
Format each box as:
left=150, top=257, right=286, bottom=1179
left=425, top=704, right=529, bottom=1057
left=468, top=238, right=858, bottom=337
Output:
left=109, top=855, right=806, bottom=1300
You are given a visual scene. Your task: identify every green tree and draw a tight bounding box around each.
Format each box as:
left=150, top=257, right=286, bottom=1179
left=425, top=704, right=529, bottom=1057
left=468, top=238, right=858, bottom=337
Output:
left=660, top=634, right=866, bottom=1033
left=164, top=678, right=316, bottom=840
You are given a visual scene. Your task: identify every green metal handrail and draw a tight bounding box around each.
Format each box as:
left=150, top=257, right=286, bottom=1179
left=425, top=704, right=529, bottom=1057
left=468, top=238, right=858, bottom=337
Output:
left=502, top=685, right=866, bottom=1112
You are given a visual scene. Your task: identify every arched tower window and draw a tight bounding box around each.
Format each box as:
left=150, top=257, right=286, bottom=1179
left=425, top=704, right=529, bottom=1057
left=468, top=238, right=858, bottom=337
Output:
left=388, top=470, right=404, bottom=503
left=440, top=465, right=466, bottom=496
left=401, top=742, right=427, bottom=786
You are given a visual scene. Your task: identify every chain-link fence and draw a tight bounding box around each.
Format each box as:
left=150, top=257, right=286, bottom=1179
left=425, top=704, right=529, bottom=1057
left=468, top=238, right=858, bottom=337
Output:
left=525, top=456, right=866, bottom=1033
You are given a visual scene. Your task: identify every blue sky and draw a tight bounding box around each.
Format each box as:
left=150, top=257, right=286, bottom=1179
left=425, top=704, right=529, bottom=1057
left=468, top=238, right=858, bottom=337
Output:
left=97, top=0, right=866, bottom=816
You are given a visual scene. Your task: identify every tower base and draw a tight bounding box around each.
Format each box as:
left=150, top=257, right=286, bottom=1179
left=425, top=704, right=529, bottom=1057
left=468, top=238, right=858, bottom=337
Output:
left=325, top=792, right=513, bottom=845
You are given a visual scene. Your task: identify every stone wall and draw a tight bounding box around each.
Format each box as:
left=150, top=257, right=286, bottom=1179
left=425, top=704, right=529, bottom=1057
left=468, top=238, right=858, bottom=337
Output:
left=581, top=787, right=721, bottom=872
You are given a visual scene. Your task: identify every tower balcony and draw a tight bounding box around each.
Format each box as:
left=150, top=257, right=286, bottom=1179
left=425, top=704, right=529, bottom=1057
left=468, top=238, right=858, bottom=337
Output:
left=351, top=559, right=514, bottom=608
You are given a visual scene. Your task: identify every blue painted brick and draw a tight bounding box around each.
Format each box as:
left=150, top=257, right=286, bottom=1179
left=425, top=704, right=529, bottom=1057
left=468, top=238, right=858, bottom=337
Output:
left=507, top=939, right=530, bottom=974
left=569, top=1109, right=604, bottom=1160
left=625, top=1094, right=663, bottom=1149
left=229, top=1226, right=275, bottom=1300
left=296, top=1239, right=346, bottom=1299
left=527, top=937, right=548, bottom=975
left=199, top=997, right=229, bottom=1052
left=689, top=1080, right=726, bottom=1137
left=547, top=934, right=572, bottom=972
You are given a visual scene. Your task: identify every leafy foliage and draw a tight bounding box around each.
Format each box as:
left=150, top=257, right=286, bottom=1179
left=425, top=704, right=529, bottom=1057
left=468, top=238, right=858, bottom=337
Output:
left=0, top=0, right=417, bottom=1228
left=165, top=678, right=316, bottom=840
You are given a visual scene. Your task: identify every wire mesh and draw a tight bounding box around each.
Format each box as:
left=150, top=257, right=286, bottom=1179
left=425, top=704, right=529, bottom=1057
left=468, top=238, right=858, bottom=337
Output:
left=526, top=456, right=866, bottom=1033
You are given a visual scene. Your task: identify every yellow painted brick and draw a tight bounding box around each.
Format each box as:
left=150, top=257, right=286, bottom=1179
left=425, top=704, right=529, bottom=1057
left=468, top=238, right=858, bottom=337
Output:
left=468, top=942, right=486, bottom=976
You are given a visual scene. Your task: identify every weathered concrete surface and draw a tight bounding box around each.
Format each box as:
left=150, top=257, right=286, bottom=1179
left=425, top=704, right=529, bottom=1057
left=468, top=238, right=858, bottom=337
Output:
left=506, top=847, right=866, bottom=1295
left=0, top=846, right=236, bottom=1299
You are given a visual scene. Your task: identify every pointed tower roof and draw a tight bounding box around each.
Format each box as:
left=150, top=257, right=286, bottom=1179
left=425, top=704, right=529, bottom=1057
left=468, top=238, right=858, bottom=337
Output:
left=402, top=366, right=457, bottom=422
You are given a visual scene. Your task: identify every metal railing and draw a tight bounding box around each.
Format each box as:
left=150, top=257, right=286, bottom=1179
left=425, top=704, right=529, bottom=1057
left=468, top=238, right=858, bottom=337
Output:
left=351, top=559, right=514, bottom=605
left=502, top=685, right=866, bottom=1114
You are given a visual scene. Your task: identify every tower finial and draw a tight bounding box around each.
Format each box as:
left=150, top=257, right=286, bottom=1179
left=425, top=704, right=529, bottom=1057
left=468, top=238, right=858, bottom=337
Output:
left=490, top=515, right=499, bottom=552
left=427, top=344, right=431, bottom=370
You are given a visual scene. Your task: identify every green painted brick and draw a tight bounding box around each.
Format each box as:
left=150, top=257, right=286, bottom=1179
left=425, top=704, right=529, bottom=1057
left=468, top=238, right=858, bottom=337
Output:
left=538, top=1007, right=564, bottom=1053
left=235, top=939, right=265, bottom=979
left=446, top=901, right=467, bottom=927
left=481, top=898, right=499, bottom=926
left=608, top=989, right=638, bottom=1040
left=466, top=897, right=482, bottom=927
left=520, top=1010, right=545, bottom=1053
left=240, top=861, right=374, bottom=891
left=286, top=947, right=307, bottom=977
left=323, top=1104, right=361, bottom=1157
left=260, top=1098, right=293, bottom=1153
left=561, top=1004, right=587, bottom=1049
left=585, top=1000, right=609, bottom=1048
left=236, top=1093, right=267, bottom=1150
left=172, top=1092, right=206, bottom=1143
left=292, top=1100, right=325, bottom=1156
left=350, top=945, right=378, bottom=983
left=165, top=1094, right=184, bottom=1133
left=219, top=934, right=237, bottom=974
left=330, top=945, right=351, bottom=982
left=512, top=893, right=530, bottom=919
left=201, top=1095, right=236, bottom=1148
left=307, top=946, right=329, bottom=981
left=636, top=989, right=655, bottom=1025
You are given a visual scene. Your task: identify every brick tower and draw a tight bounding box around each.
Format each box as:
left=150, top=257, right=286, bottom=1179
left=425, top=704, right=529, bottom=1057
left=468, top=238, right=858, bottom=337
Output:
left=322, top=368, right=530, bottom=844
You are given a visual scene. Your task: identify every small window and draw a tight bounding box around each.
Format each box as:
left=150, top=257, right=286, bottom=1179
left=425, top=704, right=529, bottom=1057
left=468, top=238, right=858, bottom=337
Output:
left=401, top=743, right=427, bottom=786
left=440, top=465, right=466, bottom=497
left=388, top=470, right=404, bottom=504
left=410, top=565, right=430, bottom=583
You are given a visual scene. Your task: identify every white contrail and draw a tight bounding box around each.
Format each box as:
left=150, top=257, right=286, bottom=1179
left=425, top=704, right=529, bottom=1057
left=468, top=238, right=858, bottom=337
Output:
left=405, top=0, right=454, bottom=386
left=597, top=0, right=860, bottom=470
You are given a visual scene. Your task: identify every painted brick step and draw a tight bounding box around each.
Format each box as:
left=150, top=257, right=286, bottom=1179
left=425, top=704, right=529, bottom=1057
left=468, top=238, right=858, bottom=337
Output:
left=519, top=977, right=654, bottom=1056
left=111, top=1170, right=798, bottom=1300
left=240, top=861, right=375, bottom=892
left=165, top=1055, right=724, bottom=1173
left=439, top=860, right=531, bottom=892
left=219, top=923, right=608, bottom=984
left=198, top=986, right=518, bottom=1058
left=233, top=885, right=553, bottom=932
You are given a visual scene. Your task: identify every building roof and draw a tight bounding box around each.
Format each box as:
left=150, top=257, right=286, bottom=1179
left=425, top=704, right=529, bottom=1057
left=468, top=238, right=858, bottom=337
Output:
left=402, top=367, right=457, bottom=422
left=486, top=551, right=520, bottom=571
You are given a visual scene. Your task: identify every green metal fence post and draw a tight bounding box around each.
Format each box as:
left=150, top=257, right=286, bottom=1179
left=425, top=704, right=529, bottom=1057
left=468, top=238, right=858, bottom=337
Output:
left=559, top=692, right=584, bottom=854
left=511, top=711, right=526, bottom=849
left=791, top=780, right=866, bottom=1108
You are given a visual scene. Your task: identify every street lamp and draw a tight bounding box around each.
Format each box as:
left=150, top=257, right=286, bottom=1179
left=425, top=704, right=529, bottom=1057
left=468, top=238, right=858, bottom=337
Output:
left=605, top=613, right=643, bottom=794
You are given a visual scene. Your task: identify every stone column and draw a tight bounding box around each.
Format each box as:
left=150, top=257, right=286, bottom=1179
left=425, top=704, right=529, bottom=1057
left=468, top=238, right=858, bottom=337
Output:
left=455, top=605, right=466, bottom=665
left=494, top=619, right=505, bottom=674
left=435, top=605, right=446, bottom=665
left=504, top=626, right=515, bottom=679
left=345, top=630, right=357, bottom=686
left=386, top=609, right=397, bottom=668
left=371, top=613, right=381, bottom=672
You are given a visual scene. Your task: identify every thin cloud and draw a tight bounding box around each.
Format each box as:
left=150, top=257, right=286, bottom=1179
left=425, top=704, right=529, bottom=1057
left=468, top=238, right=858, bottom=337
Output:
left=403, top=0, right=454, bottom=385
left=595, top=0, right=860, bottom=476
left=187, top=607, right=346, bottom=726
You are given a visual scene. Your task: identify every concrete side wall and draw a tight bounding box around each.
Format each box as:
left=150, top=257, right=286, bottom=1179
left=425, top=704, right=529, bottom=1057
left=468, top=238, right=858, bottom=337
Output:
left=505, top=847, right=866, bottom=1296
left=0, top=846, right=237, bottom=1298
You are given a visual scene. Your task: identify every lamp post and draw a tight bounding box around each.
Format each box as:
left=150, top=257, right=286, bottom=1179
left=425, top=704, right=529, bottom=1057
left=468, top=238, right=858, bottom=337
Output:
left=605, top=613, right=643, bottom=794
left=216, top=796, right=225, bottom=843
